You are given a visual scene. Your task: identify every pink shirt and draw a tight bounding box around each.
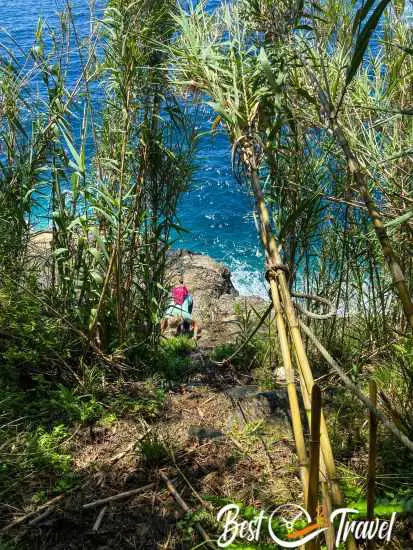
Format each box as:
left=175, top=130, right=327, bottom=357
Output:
left=172, top=286, right=189, bottom=306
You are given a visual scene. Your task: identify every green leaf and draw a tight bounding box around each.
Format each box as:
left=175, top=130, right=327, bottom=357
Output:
left=53, top=248, right=69, bottom=257
left=91, top=270, right=103, bottom=285
left=258, top=48, right=281, bottom=95
left=88, top=248, right=102, bottom=261
left=59, top=124, right=85, bottom=175
left=207, top=101, right=236, bottom=126
left=384, top=210, right=413, bottom=228
left=295, top=87, right=317, bottom=105
left=346, top=0, right=391, bottom=85
left=378, top=148, right=413, bottom=164
left=351, top=0, right=377, bottom=37
left=309, top=1, right=325, bottom=13
left=169, top=222, right=190, bottom=233
left=393, top=43, right=413, bottom=56
left=296, top=24, right=314, bottom=31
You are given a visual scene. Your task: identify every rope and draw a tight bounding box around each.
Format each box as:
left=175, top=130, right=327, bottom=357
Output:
left=299, top=318, right=413, bottom=453
left=212, top=303, right=273, bottom=366
left=265, top=264, right=336, bottom=320
left=213, top=265, right=334, bottom=366
left=220, top=264, right=413, bottom=451
left=292, top=292, right=336, bottom=320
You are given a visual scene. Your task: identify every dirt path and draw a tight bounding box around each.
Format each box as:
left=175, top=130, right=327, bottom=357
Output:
left=1, top=246, right=301, bottom=548
left=9, top=356, right=299, bottom=550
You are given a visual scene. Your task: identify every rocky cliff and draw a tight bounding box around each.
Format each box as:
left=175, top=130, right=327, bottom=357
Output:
left=166, top=249, right=267, bottom=349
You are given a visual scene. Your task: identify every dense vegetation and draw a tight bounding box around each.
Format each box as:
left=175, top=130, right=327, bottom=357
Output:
left=0, top=0, right=412, bottom=548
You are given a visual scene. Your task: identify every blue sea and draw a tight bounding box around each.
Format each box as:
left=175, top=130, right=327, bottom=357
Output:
left=0, top=0, right=267, bottom=297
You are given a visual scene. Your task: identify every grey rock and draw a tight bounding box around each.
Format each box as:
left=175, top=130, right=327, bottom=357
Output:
left=167, top=249, right=269, bottom=348
left=188, top=425, right=225, bottom=441
left=225, top=385, right=290, bottom=427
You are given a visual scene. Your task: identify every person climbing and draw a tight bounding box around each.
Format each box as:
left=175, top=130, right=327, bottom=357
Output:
left=161, top=276, right=201, bottom=339
left=173, top=276, right=191, bottom=312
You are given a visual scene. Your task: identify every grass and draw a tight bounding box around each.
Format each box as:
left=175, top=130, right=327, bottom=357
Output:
left=138, top=433, right=169, bottom=466
left=0, top=0, right=412, bottom=546
left=151, top=335, right=198, bottom=381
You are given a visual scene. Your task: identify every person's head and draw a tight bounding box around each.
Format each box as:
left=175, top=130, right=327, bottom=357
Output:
left=179, top=275, right=184, bottom=285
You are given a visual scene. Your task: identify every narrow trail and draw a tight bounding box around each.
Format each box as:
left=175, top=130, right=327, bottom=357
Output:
left=11, top=352, right=300, bottom=549
left=5, top=247, right=302, bottom=548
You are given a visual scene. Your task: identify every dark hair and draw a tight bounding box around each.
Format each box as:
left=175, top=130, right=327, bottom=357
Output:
left=177, top=319, right=189, bottom=335
left=179, top=275, right=184, bottom=284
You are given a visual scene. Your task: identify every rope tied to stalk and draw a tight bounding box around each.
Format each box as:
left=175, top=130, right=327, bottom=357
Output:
left=265, top=263, right=291, bottom=281
left=265, top=263, right=336, bottom=320
left=293, top=293, right=336, bottom=320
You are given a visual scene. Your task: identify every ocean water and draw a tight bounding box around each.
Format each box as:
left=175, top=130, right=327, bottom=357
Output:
left=0, top=0, right=268, bottom=297
left=176, top=114, right=266, bottom=297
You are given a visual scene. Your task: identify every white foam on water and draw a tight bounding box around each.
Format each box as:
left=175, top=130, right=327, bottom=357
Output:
left=230, top=263, right=268, bottom=299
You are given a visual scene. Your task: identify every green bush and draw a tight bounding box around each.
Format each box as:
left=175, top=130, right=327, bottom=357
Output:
left=50, top=384, right=104, bottom=425
left=0, top=277, right=78, bottom=387
left=150, top=336, right=196, bottom=380
left=138, top=434, right=168, bottom=466
left=0, top=423, right=74, bottom=497
left=27, top=424, right=72, bottom=473
left=374, top=338, right=413, bottom=437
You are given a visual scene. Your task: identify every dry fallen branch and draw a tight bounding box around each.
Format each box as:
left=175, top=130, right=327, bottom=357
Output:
left=159, top=470, right=216, bottom=549
left=0, top=493, right=64, bottom=533
left=82, top=483, right=155, bottom=509
left=108, top=440, right=138, bottom=464
left=92, top=506, right=107, bottom=532
left=28, top=507, right=54, bottom=527
left=168, top=449, right=214, bottom=513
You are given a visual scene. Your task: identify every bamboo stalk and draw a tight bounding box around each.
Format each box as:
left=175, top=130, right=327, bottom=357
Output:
left=337, top=129, right=413, bottom=330
left=307, top=384, right=322, bottom=550
left=268, top=277, right=310, bottom=502
left=299, top=370, right=335, bottom=550
left=249, top=164, right=343, bottom=506
left=367, top=380, right=378, bottom=550
left=247, top=158, right=356, bottom=550
left=320, top=460, right=335, bottom=550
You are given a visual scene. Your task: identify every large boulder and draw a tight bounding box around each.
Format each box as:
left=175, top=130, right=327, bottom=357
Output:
left=166, top=249, right=267, bottom=348
left=167, top=249, right=238, bottom=299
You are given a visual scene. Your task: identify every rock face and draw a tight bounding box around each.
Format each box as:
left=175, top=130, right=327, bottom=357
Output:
left=167, top=248, right=238, bottom=299
left=167, top=249, right=267, bottom=349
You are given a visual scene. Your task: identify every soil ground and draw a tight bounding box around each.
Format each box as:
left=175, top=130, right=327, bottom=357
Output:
left=3, top=355, right=300, bottom=549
